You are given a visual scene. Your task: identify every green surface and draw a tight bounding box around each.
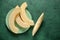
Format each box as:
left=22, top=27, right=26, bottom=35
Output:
left=0, top=0, right=60, bottom=40
left=6, top=8, right=32, bottom=34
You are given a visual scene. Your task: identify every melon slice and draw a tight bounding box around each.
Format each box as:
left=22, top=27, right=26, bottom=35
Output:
left=8, top=5, right=20, bottom=33
left=32, top=13, right=44, bottom=36
left=16, top=14, right=30, bottom=28
left=6, top=6, right=32, bottom=34
left=20, top=2, right=34, bottom=26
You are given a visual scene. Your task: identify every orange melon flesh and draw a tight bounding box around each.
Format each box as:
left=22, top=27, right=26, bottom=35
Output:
left=32, top=13, right=44, bottom=36
left=16, top=14, right=30, bottom=28
left=6, top=6, right=32, bottom=34
left=20, top=2, right=34, bottom=26
left=8, top=5, right=20, bottom=33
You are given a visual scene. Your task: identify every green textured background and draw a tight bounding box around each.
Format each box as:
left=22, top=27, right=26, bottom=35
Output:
left=0, top=0, right=60, bottom=40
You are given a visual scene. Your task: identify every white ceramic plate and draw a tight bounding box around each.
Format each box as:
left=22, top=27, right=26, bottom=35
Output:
left=6, top=8, right=32, bottom=34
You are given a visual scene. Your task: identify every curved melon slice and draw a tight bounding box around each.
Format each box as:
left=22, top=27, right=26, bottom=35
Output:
left=6, top=6, right=32, bottom=34
left=32, top=13, right=44, bottom=36
left=16, top=14, right=30, bottom=28
left=20, top=2, right=34, bottom=26
left=8, top=5, right=20, bottom=33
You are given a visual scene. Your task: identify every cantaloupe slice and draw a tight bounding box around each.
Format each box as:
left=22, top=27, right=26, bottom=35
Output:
left=20, top=2, right=34, bottom=26
left=8, top=5, right=20, bottom=33
left=6, top=5, right=33, bottom=34
left=15, top=6, right=31, bottom=28
left=32, top=13, right=44, bottom=36
left=16, top=14, right=30, bottom=28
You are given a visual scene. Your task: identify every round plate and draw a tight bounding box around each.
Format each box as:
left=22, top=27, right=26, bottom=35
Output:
left=6, top=8, right=32, bottom=34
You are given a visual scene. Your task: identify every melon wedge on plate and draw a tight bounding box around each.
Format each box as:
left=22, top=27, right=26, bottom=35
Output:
left=6, top=8, right=32, bottom=34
